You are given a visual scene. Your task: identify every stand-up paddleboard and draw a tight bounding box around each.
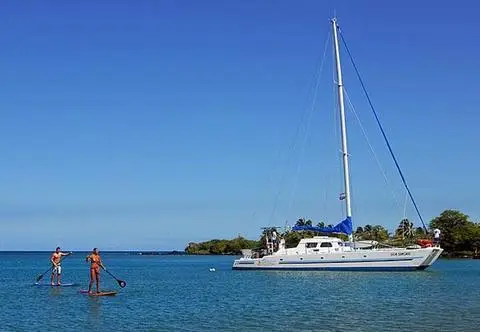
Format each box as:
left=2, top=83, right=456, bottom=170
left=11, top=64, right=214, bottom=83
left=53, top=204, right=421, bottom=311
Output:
left=34, top=282, right=77, bottom=287
left=79, top=290, right=118, bottom=296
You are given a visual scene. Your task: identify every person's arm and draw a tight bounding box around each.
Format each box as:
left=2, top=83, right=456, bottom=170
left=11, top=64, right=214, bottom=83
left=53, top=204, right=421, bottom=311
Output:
left=99, top=257, right=106, bottom=270
left=50, top=254, right=57, bottom=267
left=61, top=251, right=72, bottom=256
left=85, top=255, right=91, bottom=263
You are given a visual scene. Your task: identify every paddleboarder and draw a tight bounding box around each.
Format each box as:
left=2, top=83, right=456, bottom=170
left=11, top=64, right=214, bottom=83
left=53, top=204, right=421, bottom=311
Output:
left=50, top=247, right=72, bottom=285
left=86, top=248, right=106, bottom=294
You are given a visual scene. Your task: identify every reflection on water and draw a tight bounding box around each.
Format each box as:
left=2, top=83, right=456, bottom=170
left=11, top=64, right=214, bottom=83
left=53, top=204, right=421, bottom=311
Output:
left=48, top=287, right=62, bottom=297
left=87, top=296, right=102, bottom=325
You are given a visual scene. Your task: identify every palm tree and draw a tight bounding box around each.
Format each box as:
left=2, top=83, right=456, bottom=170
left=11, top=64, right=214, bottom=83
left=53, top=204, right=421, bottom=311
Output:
left=295, top=218, right=306, bottom=227
left=364, top=225, right=373, bottom=237
left=414, top=227, right=425, bottom=239
left=295, top=218, right=313, bottom=227
left=371, top=225, right=389, bottom=241
left=396, top=218, right=414, bottom=240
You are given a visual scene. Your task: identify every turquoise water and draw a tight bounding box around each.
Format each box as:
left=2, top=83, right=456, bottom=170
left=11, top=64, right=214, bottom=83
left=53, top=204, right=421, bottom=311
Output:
left=0, top=252, right=479, bottom=331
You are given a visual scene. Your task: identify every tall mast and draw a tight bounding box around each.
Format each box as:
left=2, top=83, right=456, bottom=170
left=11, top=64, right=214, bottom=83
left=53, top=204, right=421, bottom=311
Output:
left=332, top=18, right=353, bottom=241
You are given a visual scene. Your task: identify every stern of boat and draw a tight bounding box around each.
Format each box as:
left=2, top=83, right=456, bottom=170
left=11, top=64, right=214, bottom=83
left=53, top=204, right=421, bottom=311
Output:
left=418, top=246, right=444, bottom=268
left=232, top=257, right=258, bottom=270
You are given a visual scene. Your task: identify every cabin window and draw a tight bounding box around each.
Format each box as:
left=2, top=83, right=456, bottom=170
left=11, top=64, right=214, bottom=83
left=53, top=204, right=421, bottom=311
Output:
left=306, top=242, right=318, bottom=248
left=320, top=242, right=333, bottom=248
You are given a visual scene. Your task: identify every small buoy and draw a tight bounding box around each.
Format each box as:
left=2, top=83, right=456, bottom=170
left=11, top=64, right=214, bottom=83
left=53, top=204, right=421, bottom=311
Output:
left=209, top=268, right=216, bottom=272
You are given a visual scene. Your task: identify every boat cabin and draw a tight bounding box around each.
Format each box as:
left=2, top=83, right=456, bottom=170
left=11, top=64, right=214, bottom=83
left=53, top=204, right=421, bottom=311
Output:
left=273, top=236, right=352, bottom=256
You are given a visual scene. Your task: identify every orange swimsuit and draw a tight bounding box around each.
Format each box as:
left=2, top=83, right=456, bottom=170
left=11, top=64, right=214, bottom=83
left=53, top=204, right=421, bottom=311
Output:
left=90, top=254, right=101, bottom=274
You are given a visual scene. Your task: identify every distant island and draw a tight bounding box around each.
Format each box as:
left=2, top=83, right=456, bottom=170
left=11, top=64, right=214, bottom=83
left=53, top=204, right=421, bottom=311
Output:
left=185, top=237, right=259, bottom=255
left=135, top=250, right=186, bottom=256
left=185, top=209, right=480, bottom=258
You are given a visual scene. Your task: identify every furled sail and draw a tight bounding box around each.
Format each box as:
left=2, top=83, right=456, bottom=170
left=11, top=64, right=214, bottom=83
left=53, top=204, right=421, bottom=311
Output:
left=292, top=217, right=352, bottom=235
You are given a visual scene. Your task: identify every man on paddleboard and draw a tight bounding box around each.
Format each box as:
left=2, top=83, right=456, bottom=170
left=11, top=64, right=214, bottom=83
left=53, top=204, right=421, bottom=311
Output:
left=50, top=247, right=72, bottom=285
left=86, top=248, right=106, bottom=294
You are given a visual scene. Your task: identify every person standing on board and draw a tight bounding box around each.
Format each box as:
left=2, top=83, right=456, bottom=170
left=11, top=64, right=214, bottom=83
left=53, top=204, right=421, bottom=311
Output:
left=50, top=247, right=72, bottom=285
left=433, top=228, right=441, bottom=247
left=86, top=248, right=106, bottom=294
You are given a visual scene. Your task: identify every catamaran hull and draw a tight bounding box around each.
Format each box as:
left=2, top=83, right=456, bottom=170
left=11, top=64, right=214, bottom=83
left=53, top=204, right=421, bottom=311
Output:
left=232, top=247, right=443, bottom=271
left=233, top=266, right=429, bottom=271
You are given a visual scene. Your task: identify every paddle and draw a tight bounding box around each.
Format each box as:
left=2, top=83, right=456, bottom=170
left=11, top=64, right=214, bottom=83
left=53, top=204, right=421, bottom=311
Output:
left=103, top=268, right=127, bottom=288
left=35, top=253, right=71, bottom=282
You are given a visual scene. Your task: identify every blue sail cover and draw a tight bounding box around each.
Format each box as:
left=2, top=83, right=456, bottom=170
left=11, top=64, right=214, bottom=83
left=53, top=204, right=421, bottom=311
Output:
left=292, top=217, right=352, bottom=235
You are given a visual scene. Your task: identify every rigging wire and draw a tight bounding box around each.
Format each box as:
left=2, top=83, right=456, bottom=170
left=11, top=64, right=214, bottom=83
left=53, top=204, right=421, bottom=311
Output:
left=343, top=87, right=403, bottom=216
left=266, top=30, right=331, bottom=226
left=403, top=189, right=409, bottom=219
left=286, top=31, right=331, bottom=220
left=338, top=28, right=428, bottom=234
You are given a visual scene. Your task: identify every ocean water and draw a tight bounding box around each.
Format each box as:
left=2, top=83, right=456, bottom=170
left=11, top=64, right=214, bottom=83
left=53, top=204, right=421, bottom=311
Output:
left=0, top=252, right=478, bottom=331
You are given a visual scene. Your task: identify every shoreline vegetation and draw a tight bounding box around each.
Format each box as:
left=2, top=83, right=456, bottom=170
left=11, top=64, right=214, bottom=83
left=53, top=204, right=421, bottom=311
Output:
left=0, top=250, right=187, bottom=255
left=185, top=210, right=480, bottom=258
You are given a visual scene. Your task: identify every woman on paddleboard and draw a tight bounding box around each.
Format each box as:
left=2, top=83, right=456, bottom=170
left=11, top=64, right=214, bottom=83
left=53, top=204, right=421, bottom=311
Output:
left=86, top=248, right=106, bottom=294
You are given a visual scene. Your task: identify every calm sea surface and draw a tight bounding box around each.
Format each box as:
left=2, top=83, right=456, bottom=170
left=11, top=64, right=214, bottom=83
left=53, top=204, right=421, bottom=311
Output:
left=0, top=252, right=478, bottom=331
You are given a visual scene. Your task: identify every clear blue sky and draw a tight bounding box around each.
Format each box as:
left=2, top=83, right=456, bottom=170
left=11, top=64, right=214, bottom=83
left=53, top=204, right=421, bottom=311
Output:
left=1, top=0, right=478, bottom=250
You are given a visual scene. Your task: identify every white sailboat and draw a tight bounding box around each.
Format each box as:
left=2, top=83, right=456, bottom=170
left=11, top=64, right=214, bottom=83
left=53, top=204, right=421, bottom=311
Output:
left=232, top=18, right=443, bottom=271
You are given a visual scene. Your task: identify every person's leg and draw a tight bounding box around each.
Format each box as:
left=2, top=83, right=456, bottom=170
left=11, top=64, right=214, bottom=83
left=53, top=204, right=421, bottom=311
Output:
left=57, top=266, right=62, bottom=285
left=88, top=269, right=95, bottom=293
left=95, top=270, right=100, bottom=293
left=51, top=270, right=55, bottom=285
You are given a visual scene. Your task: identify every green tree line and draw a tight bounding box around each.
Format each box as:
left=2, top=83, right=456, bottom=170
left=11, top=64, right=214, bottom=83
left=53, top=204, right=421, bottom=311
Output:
left=185, top=209, right=480, bottom=257
left=185, top=236, right=260, bottom=255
